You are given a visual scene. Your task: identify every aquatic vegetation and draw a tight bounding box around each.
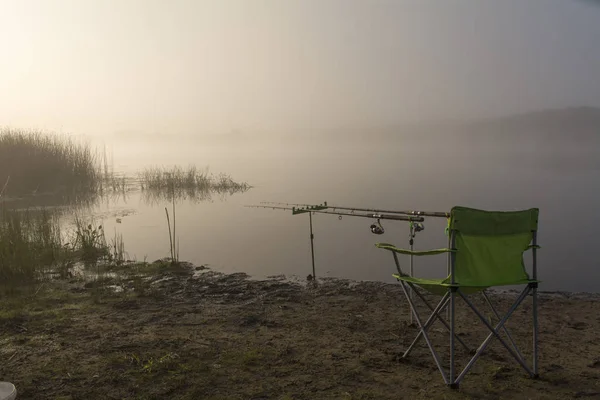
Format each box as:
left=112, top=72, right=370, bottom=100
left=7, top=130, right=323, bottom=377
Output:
left=0, top=127, right=253, bottom=284
left=211, top=172, right=253, bottom=195
left=0, top=129, right=137, bottom=209
left=139, top=166, right=251, bottom=203
left=0, top=162, right=251, bottom=283
left=0, top=128, right=251, bottom=208
left=164, top=204, right=179, bottom=265
left=0, top=207, right=130, bottom=284
left=140, top=165, right=211, bottom=193
left=0, top=207, right=63, bottom=282
left=71, top=216, right=110, bottom=266
left=108, top=229, right=127, bottom=266
left=0, top=128, right=101, bottom=198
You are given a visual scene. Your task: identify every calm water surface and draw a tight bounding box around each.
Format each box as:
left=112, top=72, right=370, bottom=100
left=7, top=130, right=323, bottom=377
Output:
left=84, top=135, right=600, bottom=293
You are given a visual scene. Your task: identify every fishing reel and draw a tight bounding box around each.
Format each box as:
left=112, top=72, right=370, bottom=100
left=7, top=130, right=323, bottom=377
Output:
left=408, top=221, right=425, bottom=245
left=412, top=222, right=425, bottom=233
left=370, top=219, right=385, bottom=235
left=409, top=221, right=425, bottom=238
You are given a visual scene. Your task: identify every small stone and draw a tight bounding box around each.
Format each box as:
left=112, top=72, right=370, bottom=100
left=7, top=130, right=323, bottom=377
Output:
left=569, top=321, right=587, bottom=330
left=588, top=359, right=600, bottom=368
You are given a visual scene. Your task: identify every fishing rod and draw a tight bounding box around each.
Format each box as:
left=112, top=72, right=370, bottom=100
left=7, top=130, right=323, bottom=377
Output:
left=259, top=201, right=449, bottom=218
left=246, top=204, right=425, bottom=222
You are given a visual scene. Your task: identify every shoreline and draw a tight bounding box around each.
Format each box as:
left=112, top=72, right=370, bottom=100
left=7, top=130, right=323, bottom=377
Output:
left=252, top=272, right=600, bottom=300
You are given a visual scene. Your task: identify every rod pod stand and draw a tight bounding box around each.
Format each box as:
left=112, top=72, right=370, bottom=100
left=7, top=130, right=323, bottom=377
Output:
left=309, top=211, right=316, bottom=283
left=291, top=204, right=328, bottom=283
left=408, top=221, right=425, bottom=325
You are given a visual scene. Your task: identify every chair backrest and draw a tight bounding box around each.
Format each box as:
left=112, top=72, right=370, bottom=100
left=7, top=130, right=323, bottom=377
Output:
left=445, top=206, right=539, bottom=287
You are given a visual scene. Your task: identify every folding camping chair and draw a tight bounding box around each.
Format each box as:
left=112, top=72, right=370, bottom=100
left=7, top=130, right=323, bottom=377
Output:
left=376, top=206, right=540, bottom=388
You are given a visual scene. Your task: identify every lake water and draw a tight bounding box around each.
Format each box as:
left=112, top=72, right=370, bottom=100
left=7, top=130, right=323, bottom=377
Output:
left=82, top=134, right=600, bottom=293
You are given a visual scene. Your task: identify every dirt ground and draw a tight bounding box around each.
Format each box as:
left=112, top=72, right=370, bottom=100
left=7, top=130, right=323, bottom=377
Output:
left=0, top=263, right=599, bottom=400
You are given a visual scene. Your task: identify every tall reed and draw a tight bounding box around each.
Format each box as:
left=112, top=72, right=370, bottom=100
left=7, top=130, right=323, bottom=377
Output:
left=0, top=128, right=102, bottom=198
left=164, top=198, right=179, bottom=264
left=109, top=229, right=127, bottom=266
left=0, top=207, right=64, bottom=282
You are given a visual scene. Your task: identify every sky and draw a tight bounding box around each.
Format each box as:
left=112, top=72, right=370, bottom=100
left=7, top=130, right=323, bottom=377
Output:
left=1, top=0, right=599, bottom=136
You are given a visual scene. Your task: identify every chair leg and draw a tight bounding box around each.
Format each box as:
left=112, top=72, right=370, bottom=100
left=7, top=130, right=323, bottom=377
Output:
left=533, top=285, right=539, bottom=377
left=455, top=287, right=534, bottom=384
left=449, top=288, right=457, bottom=388
left=405, top=283, right=470, bottom=354
left=481, top=290, right=524, bottom=361
left=398, top=280, right=449, bottom=384
left=392, top=252, right=414, bottom=325
left=403, top=292, right=450, bottom=358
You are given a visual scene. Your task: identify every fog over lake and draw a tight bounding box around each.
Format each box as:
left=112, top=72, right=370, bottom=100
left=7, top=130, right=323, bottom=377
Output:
left=3, top=0, right=600, bottom=292
left=80, top=108, right=600, bottom=293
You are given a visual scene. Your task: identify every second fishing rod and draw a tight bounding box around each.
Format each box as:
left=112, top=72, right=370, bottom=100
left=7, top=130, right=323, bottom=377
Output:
left=259, top=201, right=449, bottom=218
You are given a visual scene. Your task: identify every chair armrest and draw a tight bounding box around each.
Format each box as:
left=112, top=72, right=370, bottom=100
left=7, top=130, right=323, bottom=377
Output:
left=375, top=243, right=455, bottom=256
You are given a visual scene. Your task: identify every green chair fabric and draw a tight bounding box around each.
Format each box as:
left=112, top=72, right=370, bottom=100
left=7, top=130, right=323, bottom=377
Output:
left=377, top=206, right=540, bottom=292
left=449, top=206, right=539, bottom=287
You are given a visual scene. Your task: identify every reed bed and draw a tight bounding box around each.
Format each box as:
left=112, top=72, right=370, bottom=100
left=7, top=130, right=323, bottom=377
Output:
left=212, top=172, right=253, bottom=195
left=0, top=129, right=251, bottom=207
left=139, top=166, right=251, bottom=203
left=140, top=166, right=212, bottom=193
left=0, top=128, right=102, bottom=198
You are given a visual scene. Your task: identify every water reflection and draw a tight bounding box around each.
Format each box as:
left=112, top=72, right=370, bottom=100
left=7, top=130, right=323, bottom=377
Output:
left=140, top=181, right=251, bottom=205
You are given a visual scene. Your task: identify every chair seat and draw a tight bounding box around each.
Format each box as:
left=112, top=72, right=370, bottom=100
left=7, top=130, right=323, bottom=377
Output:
left=392, top=274, right=537, bottom=295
